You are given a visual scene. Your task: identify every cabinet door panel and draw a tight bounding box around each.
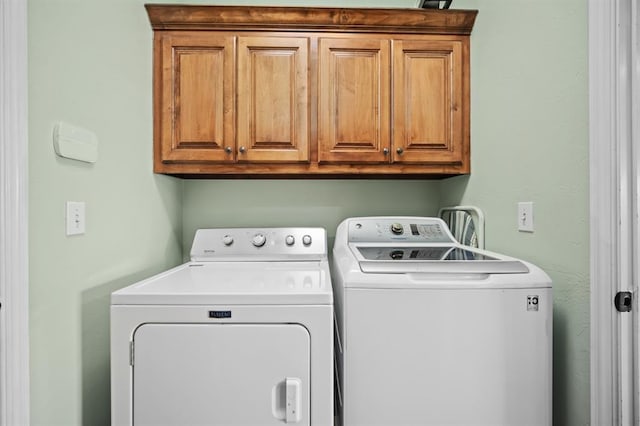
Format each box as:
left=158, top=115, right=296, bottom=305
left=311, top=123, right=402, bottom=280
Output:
left=159, top=34, right=235, bottom=163
left=318, top=38, right=391, bottom=164
left=393, top=40, right=464, bottom=164
left=237, top=37, right=309, bottom=163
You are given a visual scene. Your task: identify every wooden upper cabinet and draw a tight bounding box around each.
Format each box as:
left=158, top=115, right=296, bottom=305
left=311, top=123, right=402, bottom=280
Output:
left=237, top=37, right=309, bottom=163
left=157, top=33, right=235, bottom=164
left=392, top=39, right=465, bottom=164
left=146, top=5, right=477, bottom=177
left=318, top=38, right=390, bottom=164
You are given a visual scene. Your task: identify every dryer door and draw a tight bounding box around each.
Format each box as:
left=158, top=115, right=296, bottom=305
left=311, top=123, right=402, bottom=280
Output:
left=133, top=323, right=310, bottom=426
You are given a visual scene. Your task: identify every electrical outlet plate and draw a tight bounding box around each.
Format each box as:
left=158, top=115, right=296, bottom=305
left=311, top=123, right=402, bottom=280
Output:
left=518, top=202, right=534, bottom=232
left=66, top=201, right=86, bottom=236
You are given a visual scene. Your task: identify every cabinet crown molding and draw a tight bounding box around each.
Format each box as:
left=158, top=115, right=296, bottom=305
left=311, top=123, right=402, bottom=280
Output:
left=145, top=4, right=477, bottom=34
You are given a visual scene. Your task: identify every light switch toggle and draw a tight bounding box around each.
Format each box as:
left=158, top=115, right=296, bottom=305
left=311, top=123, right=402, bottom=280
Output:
left=517, top=202, right=534, bottom=233
left=66, top=201, right=86, bottom=236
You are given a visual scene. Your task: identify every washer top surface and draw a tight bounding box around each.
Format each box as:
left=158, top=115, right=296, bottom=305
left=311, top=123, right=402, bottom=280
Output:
left=112, top=227, right=332, bottom=305
left=332, top=217, right=552, bottom=289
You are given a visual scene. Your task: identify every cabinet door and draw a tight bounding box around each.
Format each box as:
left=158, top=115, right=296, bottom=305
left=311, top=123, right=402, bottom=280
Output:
left=318, top=38, right=391, bottom=163
left=237, top=37, right=309, bottom=163
left=392, top=40, right=464, bottom=164
left=133, top=323, right=311, bottom=426
left=158, top=33, right=235, bottom=163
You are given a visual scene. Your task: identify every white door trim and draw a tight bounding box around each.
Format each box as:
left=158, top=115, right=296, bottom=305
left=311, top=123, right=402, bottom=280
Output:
left=589, top=0, right=637, bottom=424
left=0, top=0, right=31, bottom=424
left=633, top=2, right=640, bottom=421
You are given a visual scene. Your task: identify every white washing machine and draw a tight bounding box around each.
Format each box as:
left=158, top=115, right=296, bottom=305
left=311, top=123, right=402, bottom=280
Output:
left=111, top=227, right=333, bottom=426
left=332, top=217, right=552, bottom=426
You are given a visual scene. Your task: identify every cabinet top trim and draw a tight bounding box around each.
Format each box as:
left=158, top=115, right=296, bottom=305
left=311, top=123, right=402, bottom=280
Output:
left=145, top=4, right=477, bottom=35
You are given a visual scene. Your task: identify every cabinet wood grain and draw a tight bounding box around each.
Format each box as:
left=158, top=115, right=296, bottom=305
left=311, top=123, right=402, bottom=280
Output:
left=147, top=5, right=477, bottom=177
left=156, top=33, right=235, bottom=164
left=237, top=37, right=309, bottom=163
left=318, top=37, right=390, bottom=164
left=393, top=39, right=465, bottom=165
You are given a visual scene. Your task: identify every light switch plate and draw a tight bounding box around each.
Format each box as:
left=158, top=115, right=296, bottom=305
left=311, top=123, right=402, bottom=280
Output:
left=66, top=201, right=85, bottom=236
left=518, top=202, right=534, bottom=232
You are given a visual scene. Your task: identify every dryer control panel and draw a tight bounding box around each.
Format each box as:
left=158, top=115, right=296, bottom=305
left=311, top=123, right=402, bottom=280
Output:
left=347, top=217, right=455, bottom=244
left=191, top=227, right=327, bottom=261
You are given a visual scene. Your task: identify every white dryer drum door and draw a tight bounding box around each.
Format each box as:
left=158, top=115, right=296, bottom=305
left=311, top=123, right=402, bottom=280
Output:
left=132, top=323, right=310, bottom=426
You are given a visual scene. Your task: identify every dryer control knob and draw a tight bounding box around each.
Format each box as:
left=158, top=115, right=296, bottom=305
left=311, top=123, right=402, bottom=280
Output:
left=302, top=235, right=312, bottom=246
left=391, top=223, right=404, bottom=235
left=285, top=235, right=295, bottom=246
left=222, top=235, right=234, bottom=246
left=252, top=233, right=267, bottom=247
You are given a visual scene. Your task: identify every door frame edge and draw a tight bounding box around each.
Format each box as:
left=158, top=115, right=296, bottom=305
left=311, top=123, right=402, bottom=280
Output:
left=589, top=0, right=636, bottom=424
left=0, top=0, right=31, bottom=424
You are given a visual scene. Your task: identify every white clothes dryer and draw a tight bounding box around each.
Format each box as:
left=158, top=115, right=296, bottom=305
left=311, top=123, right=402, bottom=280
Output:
left=111, top=227, right=333, bottom=426
left=332, top=217, right=552, bottom=426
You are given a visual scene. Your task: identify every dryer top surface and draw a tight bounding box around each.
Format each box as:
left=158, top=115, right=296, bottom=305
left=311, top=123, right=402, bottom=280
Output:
left=112, top=261, right=332, bottom=305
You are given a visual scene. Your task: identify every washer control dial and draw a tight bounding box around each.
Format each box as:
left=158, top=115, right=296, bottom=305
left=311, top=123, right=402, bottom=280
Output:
left=390, top=223, right=404, bottom=235
left=252, top=233, right=267, bottom=247
left=222, top=235, right=234, bottom=246
left=285, top=235, right=295, bottom=246
left=302, top=235, right=312, bottom=246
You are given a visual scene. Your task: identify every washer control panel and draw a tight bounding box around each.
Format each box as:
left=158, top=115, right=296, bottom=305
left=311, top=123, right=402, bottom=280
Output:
left=191, top=227, right=326, bottom=261
left=347, top=217, right=455, bottom=244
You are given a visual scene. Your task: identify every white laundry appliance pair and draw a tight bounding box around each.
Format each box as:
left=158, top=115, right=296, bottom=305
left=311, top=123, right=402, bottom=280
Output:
left=111, top=217, right=552, bottom=426
left=110, top=227, right=333, bottom=426
left=331, top=216, right=553, bottom=426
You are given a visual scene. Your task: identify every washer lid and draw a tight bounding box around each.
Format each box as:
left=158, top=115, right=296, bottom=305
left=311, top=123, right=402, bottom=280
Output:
left=352, top=245, right=529, bottom=274
left=111, top=261, right=332, bottom=305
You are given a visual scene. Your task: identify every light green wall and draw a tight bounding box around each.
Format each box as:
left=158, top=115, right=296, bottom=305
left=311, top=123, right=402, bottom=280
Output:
left=183, top=180, right=441, bottom=256
left=445, top=0, right=589, bottom=425
left=28, top=0, right=183, bottom=425
left=28, top=0, right=589, bottom=425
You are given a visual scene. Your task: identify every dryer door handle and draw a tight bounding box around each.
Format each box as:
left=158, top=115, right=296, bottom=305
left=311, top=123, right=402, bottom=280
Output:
left=285, top=377, right=302, bottom=423
left=271, top=377, right=303, bottom=423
